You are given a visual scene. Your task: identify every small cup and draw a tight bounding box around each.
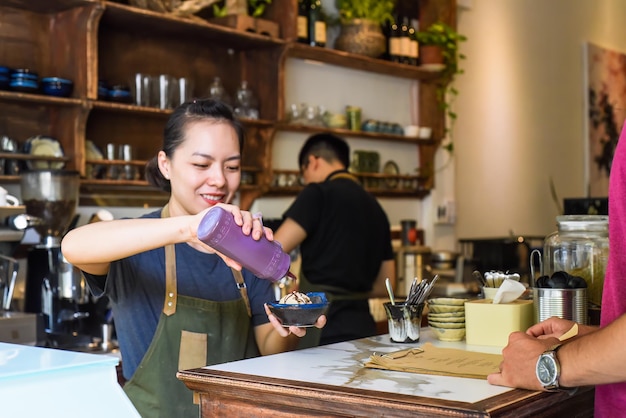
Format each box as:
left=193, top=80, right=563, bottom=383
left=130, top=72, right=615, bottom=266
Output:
left=105, top=143, right=119, bottom=180
left=346, top=106, right=362, bottom=131
left=0, top=187, right=19, bottom=206
left=418, top=126, right=432, bottom=139
left=383, top=302, right=425, bottom=343
left=482, top=287, right=499, bottom=300
left=131, top=73, right=152, bottom=107
left=151, top=74, right=177, bottom=109
left=404, top=125, right=419, bottom=137
left=177, top=77, right=194, bottom=105
left=119, top=144, right=136, bottom=180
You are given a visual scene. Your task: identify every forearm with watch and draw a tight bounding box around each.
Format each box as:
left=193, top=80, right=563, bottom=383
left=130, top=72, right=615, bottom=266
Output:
left=536, top=343, right=578, bottom=394
left=538, top=314, right=626, bottom=390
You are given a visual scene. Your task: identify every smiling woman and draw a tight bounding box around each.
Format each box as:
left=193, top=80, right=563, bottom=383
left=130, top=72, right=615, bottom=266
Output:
left=61, top=98, right=326, bottom=417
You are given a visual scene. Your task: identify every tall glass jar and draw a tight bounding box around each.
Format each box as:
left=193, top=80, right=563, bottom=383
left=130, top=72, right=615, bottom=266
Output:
left=543, top=215, right=609, bottom=308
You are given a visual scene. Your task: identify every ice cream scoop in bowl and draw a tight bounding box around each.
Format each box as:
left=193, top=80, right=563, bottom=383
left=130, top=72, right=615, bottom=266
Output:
left=267, top=291, right=328, bottom=327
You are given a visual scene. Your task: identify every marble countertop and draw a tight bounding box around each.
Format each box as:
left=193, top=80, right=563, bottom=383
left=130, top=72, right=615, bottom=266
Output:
left=206, top=328, right=512, bottom=404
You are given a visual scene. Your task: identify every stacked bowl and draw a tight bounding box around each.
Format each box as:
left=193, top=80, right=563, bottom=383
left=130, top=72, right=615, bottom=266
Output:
left=0, top=66, right=10, bottom=90
left=9, top=68, right=39, bottom=93
left=427, top=297, right=468, bottom=342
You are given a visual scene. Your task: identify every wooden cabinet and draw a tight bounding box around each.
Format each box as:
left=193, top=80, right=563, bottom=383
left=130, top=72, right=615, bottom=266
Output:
left=0, top=0, right=455, bottom=209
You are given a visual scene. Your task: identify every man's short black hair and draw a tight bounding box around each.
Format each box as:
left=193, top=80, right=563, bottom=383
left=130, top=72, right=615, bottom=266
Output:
left=298, top=133, right=350, bottom=169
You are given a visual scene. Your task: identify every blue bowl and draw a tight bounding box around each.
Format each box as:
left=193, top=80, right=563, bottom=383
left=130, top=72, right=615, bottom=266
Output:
left=0, top=66, right=11, bottom=76
left=9, top=79, right=39, bottom=93
left=11, top=68, right=38, bottom=81
left=41, top=77, right=74, bottom=97
left=267, top=292, right=329, bottom=327
left=108, top=85, right=132, bottom=103
left=98, top=80, right=109, bottom=100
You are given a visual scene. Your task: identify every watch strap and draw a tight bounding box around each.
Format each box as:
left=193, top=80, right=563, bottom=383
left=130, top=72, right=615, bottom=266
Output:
left=539, top=343, right=578, bottom=395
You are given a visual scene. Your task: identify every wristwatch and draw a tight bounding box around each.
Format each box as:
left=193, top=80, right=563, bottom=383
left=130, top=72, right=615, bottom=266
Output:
left=536, top=344, right=577, bottom=394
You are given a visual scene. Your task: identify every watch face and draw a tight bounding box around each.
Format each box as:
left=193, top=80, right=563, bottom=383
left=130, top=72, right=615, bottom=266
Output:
left=537, top=354, right=558, bottom=385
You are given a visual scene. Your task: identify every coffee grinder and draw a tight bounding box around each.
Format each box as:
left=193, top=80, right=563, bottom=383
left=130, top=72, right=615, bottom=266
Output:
left=16, top=170, right=93, bottom=347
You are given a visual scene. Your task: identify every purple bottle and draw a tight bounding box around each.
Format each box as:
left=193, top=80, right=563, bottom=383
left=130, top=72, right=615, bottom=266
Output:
left=197, top=206, right=290, bottom=282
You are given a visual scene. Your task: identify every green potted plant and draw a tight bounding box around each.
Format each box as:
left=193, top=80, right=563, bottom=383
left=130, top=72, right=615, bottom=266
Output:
left=333, top=0, right=396, bottom=58
left=416, top=22, right=467, bottom=154
left=335, top=0, right=395, bottom=25
left=211, top=0, right=271, bottom=17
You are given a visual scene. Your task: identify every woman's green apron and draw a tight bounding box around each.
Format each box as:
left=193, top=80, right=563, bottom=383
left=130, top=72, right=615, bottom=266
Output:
left=123, top=205, right=258, bottom=417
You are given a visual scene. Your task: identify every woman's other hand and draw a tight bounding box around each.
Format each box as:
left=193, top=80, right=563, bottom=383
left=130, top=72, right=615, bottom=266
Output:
left=264, top=303, right=327, bottom=338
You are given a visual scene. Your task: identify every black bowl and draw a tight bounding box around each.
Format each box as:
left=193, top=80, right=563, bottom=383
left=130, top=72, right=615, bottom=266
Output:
left=267, top=292, right=329, bottom=327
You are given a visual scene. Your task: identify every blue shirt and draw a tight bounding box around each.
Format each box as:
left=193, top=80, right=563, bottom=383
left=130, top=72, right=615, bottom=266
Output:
left=83, top=209, right=275, bottom=379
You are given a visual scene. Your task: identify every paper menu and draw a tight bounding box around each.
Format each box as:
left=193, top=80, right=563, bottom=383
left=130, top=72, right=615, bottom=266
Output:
left=365, top=343, right=502, bottom=380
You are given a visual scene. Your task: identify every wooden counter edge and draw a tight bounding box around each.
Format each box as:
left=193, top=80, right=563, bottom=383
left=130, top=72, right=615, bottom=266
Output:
left=177, top=367, right=595, bottom=417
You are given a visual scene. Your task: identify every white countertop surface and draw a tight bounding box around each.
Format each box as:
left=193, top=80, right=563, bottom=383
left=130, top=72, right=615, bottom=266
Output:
left=206, top=328, right=512, bottom=404
left=0, top=342, right=139, bottom=417
left=0, top=342, right=119, bottom=380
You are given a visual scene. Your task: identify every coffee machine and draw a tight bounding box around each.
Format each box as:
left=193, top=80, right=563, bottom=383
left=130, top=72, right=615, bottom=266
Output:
left=14, top=170, right=96, bottom=347
left=0, top=205, right=38, bottom=345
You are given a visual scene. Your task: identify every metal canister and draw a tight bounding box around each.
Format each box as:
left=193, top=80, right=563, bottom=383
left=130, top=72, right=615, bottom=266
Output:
left=533, top=287, right=588, bottom=324
left=345, top=106, right=361, bottom=131
left=543, top=215, right=608, bottom=311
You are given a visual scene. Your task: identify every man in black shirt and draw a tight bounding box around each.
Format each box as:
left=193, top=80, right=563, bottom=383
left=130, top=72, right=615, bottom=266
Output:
left=274, top=133, right=395, bottom=346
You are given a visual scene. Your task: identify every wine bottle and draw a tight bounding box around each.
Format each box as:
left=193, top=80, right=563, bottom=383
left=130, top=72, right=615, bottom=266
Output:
left=308, top=0, right=326, bottom=47
left=399, top=16, right=410, bottom=64
left=297, top=0, right=309, bottom=44
left=388, top=18, right=401, bottom=63
left=408, top=24, right=418, bottom=66
left=410, top=17, right=420, bottom=66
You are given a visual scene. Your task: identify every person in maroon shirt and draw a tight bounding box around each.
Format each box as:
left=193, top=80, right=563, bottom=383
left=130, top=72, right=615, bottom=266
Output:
left=488, top=121, right=626, bottom=417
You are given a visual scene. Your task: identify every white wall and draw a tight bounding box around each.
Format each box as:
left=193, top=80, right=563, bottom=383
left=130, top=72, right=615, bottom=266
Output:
left=250, top=17, right=459, bottom=252
left=454, top=0, right=626, bottom=240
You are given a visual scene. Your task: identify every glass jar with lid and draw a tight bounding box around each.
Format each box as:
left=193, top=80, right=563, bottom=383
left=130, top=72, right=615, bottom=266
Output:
left=543, top=215, right=608, bottom=308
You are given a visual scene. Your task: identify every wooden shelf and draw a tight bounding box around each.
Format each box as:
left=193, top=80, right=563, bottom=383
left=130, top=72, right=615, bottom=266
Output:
left=278, top=123, right=436, bottom=144
left=102, top=2, right=285, bottom=50
left=0, top=90, right=83, bottom=107
left=0, top=0, right=455, bottom=208
left=91, top=100, right=172, bottom=116
left=268, top=169, right=428, bottom=199
left=284, top=43, right=444, bottom=81
left=0, top=0, right=96, bottom=13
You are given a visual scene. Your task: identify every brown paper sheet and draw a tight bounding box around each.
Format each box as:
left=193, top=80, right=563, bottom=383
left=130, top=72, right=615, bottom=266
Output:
left=364, top=342, right=503, bottom=380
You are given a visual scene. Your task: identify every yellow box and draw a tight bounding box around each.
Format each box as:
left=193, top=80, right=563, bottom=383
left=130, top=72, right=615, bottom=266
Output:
left=465, top=299, right=534, bottom=347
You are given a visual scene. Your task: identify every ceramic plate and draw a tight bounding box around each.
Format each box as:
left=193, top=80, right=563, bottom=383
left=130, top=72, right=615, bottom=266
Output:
left=430, top=326, right=466, bottom=342
left=383, top=160, right=400, bottom=189
left=427, top=311, right=466, bottom=318
left=428, top=297, right=469, bottom=306
left=24, top=135, right=65, bottom=170
left=427, top=314, right=466, bottom=323
left=428, top=320, right=466, bottom=329
left=428, top=305, right=465, bottom=314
